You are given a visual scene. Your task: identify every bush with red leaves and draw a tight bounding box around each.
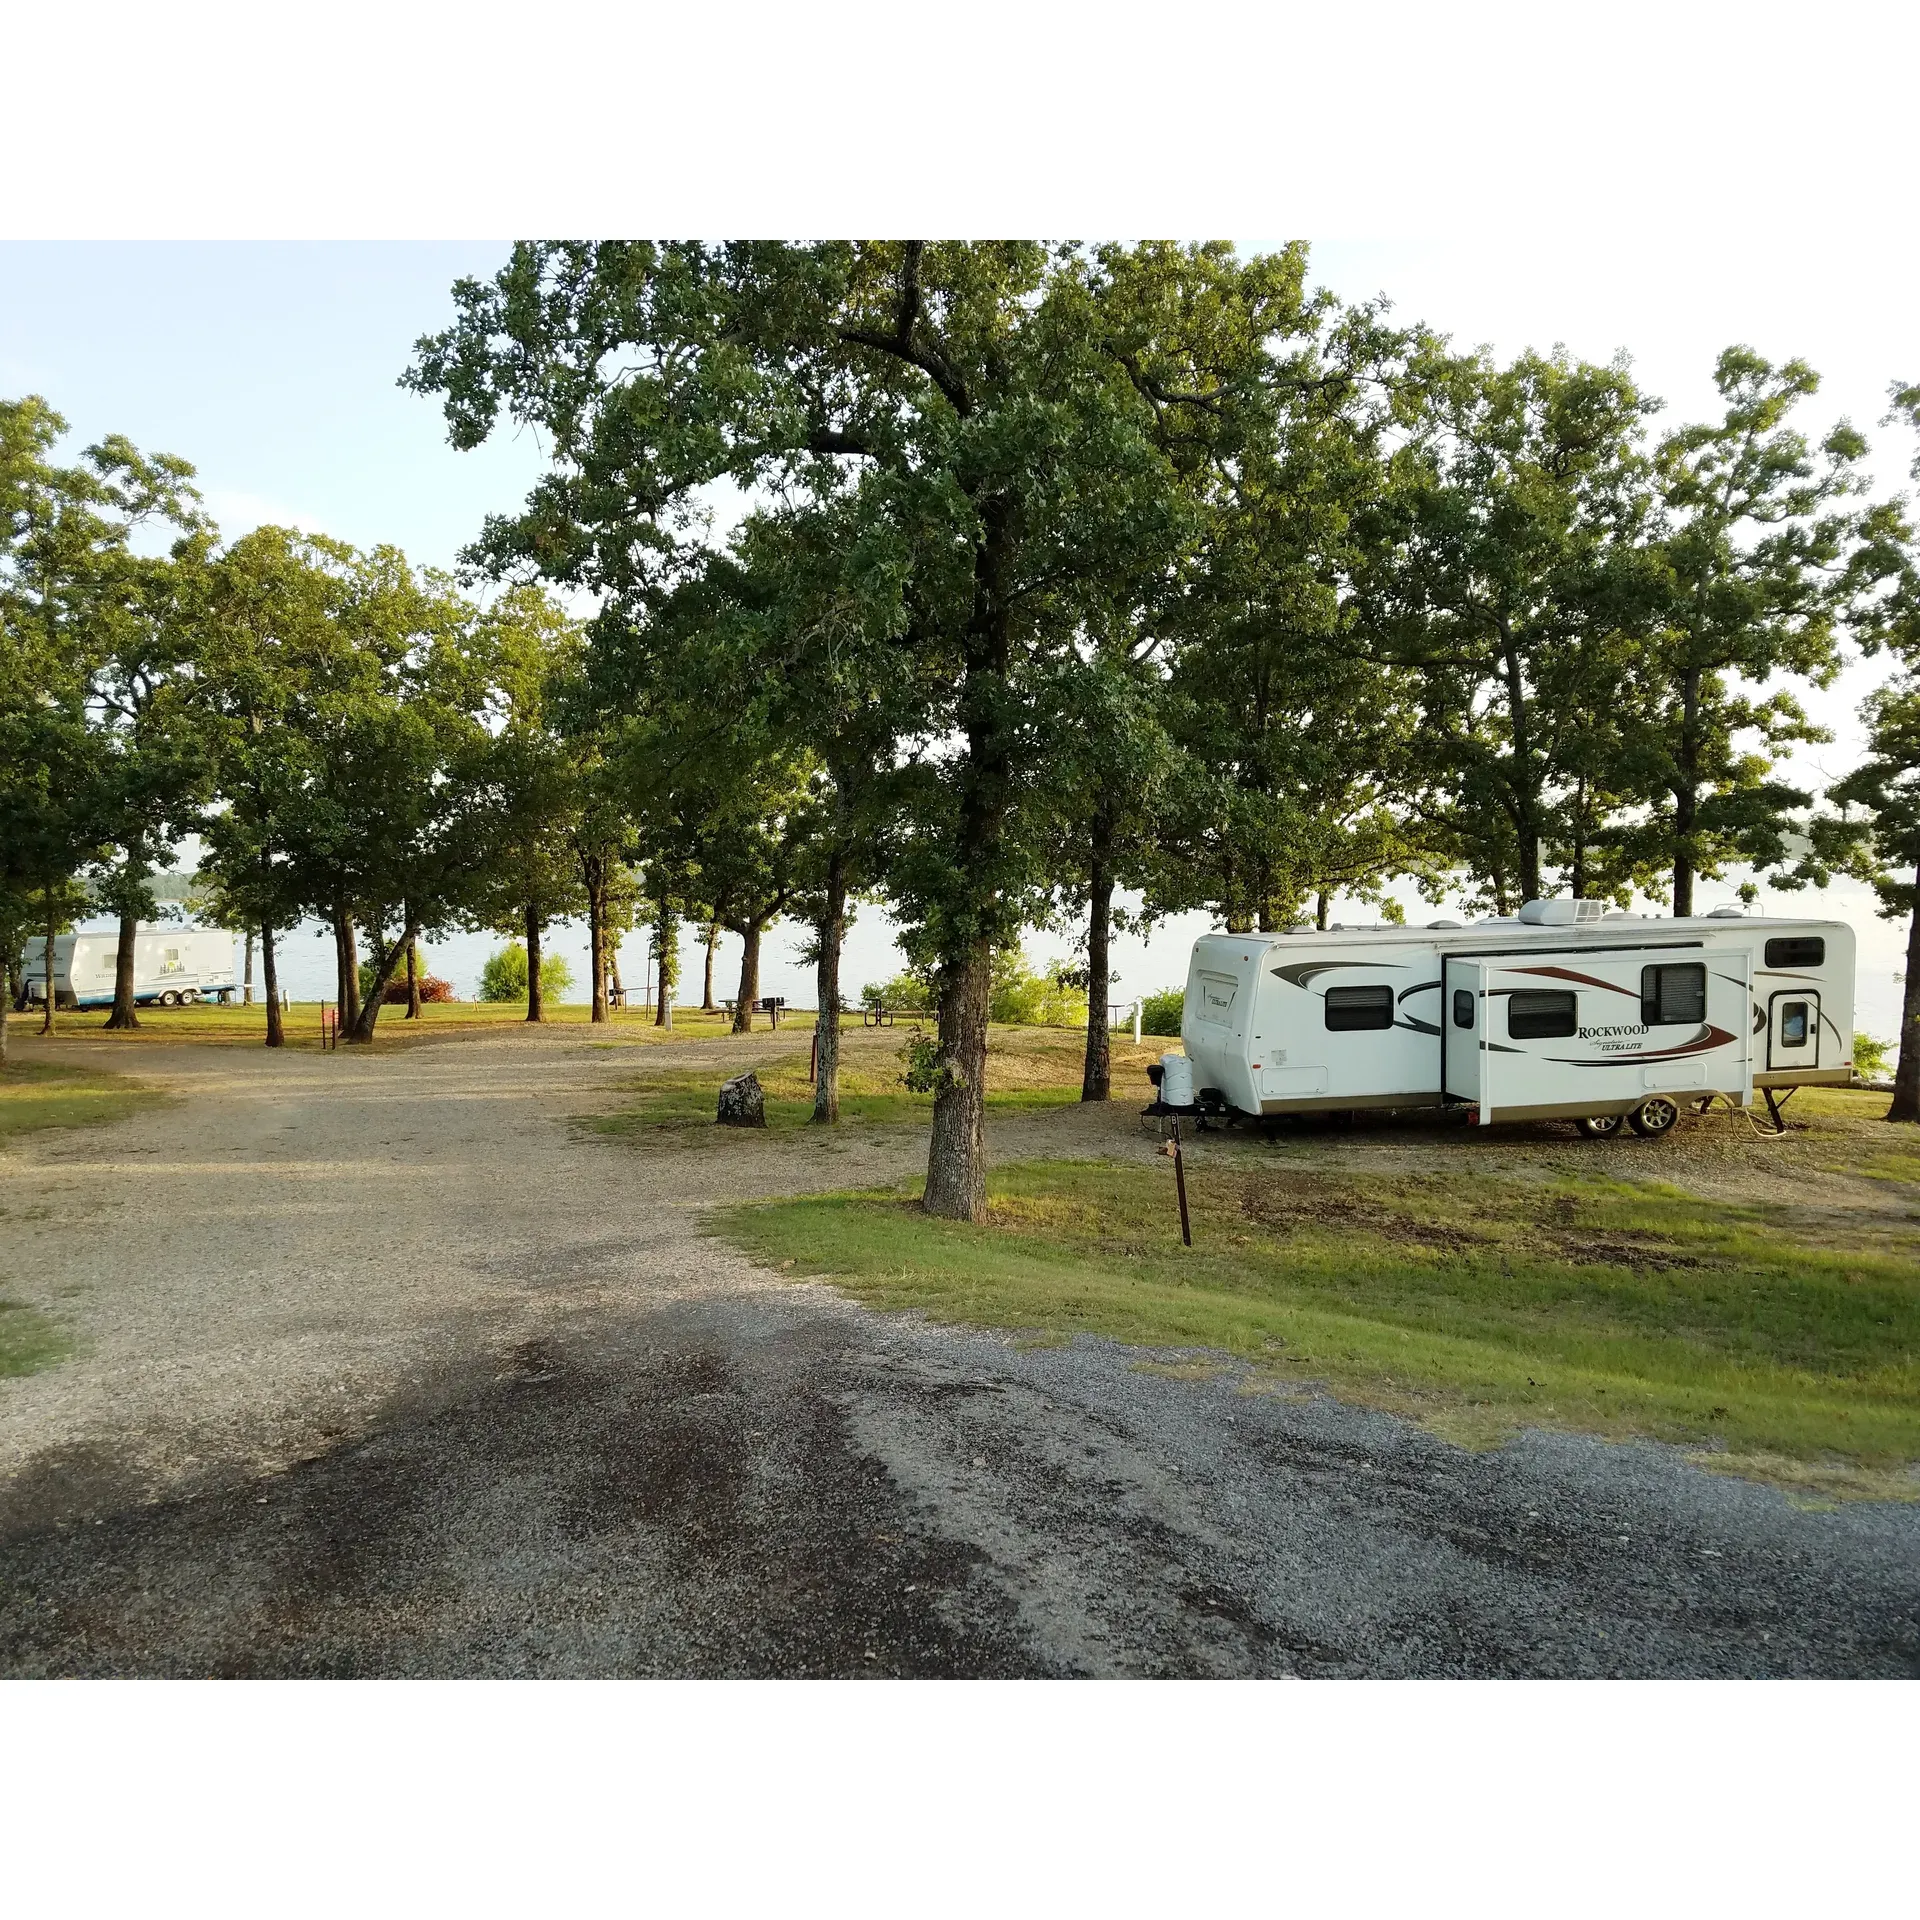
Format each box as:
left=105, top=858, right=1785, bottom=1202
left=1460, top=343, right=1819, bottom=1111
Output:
left=381, top=973, right=456, bottom=1004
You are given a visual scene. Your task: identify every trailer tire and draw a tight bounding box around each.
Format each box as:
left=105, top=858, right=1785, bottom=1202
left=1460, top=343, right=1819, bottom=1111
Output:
left=158, top=989, right=180, bottom=1007
left=182, top=990, right=200, bottom=1006
left=1629, top=1096, right=1681, bottom=1138
left=1575, top=1114, right=1626, bottom=1139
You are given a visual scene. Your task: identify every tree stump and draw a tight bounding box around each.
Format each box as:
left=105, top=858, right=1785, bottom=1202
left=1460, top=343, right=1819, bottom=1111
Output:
left=717, top=1071, right=767, bottom=1128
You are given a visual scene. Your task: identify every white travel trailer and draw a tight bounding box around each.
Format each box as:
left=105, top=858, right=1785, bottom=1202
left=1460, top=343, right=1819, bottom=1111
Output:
left=22, top=925, right=237, bottom=1010
left=1180, top=900, right=1853, bottom=1139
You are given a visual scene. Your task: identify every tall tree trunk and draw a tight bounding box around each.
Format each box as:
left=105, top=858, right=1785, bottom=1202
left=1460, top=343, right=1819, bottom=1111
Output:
left=525, top=902, right=544, bottom=1023
left=104, top=907, right=140, bottom=1030
left=731, top=922, right=760, bottom=1033
left=654, top=892, right=676, bottom=1030
left=1673, top=667, right=1701, bottom=918
left=701, top=920, right=719, bottom=1013
left=333, top=908, right=362, bottom=1030
left=1500, top=626, right=1542, bottom=902
left=1890, top=873, right=1920, bottom=1124
left=261, top=921, right=283, bottom=1048
left=609, top=939, right=623, bottom=1003
left=588, top=870, right=609, bottom=1024
left=812, top=849, right=847, bottom=1123
left=1671, top=811, right=1696, bottom=918
left=924, top=495, right=1014, bottom=1223
left=344, top=913, right=361, bottom=1029
left=405, top=934, right=421, bottom=1018
left=924, top=940, right=992, bottom=1221
left=1080, top=842, right=1113, bottom=1103
left=349, top=920, right=415, bottom=1043
left=243, top=930, right=255, bottom=1006
left=1316, top=890, right=1330, bottom=931
left=40, top=893, right=56, bottom=1034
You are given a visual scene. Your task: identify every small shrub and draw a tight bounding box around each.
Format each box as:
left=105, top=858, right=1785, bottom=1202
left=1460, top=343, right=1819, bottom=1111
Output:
left=989, top=948, right=1088, bottom=1027
left=378, top=972, right=455, bottom=1005
left=1855, top=1032, right=1892, bottom=1079
left=898, top=1030, right=943, bottom=1093
left=480, top=943, right=575, bottom=1004
left=357, top=956, right=460, bottom=1005
left=1139, top=987, right=1184, bottom=1037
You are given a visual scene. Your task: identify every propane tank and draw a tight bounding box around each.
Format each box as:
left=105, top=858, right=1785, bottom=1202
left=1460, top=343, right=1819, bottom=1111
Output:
left=1159, top=1052, right=1194, bottom=1108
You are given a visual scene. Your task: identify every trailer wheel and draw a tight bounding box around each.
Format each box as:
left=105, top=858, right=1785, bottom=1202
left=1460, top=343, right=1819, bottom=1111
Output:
left=158, top=989, right=180, bottom=1007
left=181, top=989, right=200, bottom=1006
left=1575, top=1114, right=1625, bottom=1139
left=1629, top=1096, right=1681, bottom=1138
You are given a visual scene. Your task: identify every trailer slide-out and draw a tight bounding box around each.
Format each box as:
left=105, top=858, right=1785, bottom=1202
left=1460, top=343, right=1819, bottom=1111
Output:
left=1180, top=900, right=1852, bottom=1138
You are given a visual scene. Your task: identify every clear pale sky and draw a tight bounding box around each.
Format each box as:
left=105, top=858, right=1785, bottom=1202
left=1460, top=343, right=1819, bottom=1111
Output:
left=4, top=240, right=1913, bottom=1031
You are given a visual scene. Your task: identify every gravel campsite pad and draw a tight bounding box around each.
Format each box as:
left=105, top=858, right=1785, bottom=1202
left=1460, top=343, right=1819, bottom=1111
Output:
left=0, top=1023, right=1915, bottom=1677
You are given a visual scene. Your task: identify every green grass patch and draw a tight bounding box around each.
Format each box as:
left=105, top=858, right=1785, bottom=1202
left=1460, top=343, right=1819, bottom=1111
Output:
left=716, top=1160, right=1920, bottom=1494
left=586, top=1021, right=1156, bottom=1140
left=17, top=1000, right=774, bottom=1050
left=0, top=1299, right=69, bottom=1377
left=586, top=1066, right=1079, bottom=1136
left=0, top=1060, right=164, bottom=1144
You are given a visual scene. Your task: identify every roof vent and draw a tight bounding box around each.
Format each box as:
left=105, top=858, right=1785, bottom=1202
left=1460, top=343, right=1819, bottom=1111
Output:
left=1426, top=918, right=1463, bottom=930
left=1518, top=898, right=1605, bottom=927
left=1706, top=906, right=1746, bottom=918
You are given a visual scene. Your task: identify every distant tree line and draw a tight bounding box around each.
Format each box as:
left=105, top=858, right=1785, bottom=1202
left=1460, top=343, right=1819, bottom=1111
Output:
left=6, top=242, right=1919, bottom=1171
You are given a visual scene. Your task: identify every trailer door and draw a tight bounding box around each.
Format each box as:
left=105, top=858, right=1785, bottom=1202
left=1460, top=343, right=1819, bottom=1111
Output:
left=1768, top=988, right=1820, bottom=1073
left=1442, top=958, right=1490, bottom=1119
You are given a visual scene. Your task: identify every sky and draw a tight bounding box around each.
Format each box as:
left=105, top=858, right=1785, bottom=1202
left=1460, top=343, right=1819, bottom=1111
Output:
left=4, top=239, right=1914, bottom=1034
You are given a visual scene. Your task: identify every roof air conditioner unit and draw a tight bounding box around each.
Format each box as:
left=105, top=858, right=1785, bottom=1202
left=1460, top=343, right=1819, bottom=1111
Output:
left=1517, top=898, right=1605, bottom=927
left=1706, top=906, right=1746, bottom=918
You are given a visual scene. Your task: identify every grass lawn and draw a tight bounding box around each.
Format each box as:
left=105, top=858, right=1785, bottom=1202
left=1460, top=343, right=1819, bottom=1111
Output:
left=0, top=1058, right=165, bottom=1144
left=588, top=1022, right=1171, bottom=1137
left=16, top=1000, right=781, bottom=1049
left=717, top=1152, right=1920, bottom=1498
left=0, top=1300, right=67, bottom=1378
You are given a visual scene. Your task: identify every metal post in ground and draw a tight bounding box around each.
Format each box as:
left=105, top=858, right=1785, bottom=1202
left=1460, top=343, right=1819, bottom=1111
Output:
left=1167, top=1116, right=1192, bottom=1247
left=1133, top=999, right=1142, bottom=1046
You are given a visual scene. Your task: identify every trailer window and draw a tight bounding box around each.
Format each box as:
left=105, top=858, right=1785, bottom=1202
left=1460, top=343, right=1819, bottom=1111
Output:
left=1764, top=937, right=1824, bottom=969
left=1641, top=962, right=1706, bottom=1026
left=1780, top=1001, right=1810, bottom=1047
left=1508, top=989, right=1577, bottom=1039
left=1323, top=985, right=1393, bottom=1031
left=1452, top=989, right=1475, bottom=1029
left=1194, top=972, right=1238, bottom=1026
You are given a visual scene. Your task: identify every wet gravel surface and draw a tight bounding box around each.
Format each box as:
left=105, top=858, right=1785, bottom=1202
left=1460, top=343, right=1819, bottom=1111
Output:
left=2, top=1030, right=1916, bottom=1678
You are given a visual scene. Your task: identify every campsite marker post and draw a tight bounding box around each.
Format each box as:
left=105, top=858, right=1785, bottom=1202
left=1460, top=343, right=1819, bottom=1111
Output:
left=1164, top=1118, right=1192, bottom=1247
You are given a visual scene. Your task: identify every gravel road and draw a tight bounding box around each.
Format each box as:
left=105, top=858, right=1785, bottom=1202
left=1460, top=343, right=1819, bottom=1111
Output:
left=1, top=1027, right=1915, bottom=1677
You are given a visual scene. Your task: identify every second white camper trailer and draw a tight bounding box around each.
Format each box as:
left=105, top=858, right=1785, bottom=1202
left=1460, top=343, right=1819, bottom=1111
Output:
left=1180, top=900, right=1852, bottom=1138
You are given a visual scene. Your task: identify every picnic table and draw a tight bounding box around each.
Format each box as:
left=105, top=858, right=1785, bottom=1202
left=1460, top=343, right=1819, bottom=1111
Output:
left=723, top=996, right=790, bottom=1029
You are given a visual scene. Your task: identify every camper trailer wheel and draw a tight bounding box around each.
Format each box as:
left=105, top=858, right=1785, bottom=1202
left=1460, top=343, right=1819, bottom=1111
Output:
left=158, top=989, right=180, bottom=1007
left=181, top=989, right=200, bottom=1005
left=1629, top=1096, right=1681, bottom=1138
left=1575, top=1114, right=1625, bottom=1139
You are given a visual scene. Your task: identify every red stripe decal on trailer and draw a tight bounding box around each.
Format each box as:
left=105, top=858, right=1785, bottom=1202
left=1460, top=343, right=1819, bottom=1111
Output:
left=1507, top=965, right=1640, bottom=997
